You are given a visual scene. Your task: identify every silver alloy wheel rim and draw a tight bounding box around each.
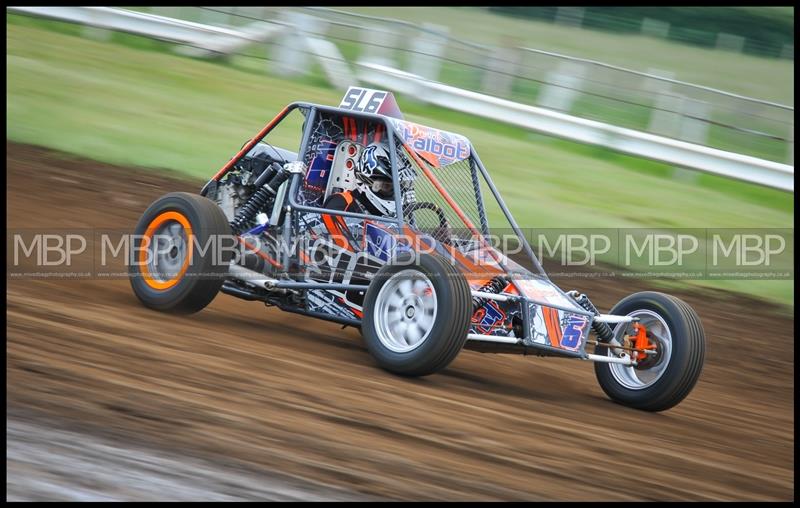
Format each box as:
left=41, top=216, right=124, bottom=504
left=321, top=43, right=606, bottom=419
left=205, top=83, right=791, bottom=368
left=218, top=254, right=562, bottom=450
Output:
left=609, top=309, right=673, bottom=390
left=147, top=220, right=188, bottom=283
left=374, top=269, right=438, bottom=353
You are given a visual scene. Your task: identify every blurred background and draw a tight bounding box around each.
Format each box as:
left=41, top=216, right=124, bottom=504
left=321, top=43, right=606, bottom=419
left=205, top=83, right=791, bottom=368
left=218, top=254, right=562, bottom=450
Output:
left=7, top=5, right=793, bottom=307
left=6, top=6, right=794, bottom=501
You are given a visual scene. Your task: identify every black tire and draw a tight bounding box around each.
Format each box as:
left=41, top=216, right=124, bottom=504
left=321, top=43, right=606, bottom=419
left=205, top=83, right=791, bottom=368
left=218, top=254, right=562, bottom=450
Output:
left=129, top=192, right=232, bottom=314
left=361, top=251, right=472, bottom=377
left=594, top=291, right=705, bottom=412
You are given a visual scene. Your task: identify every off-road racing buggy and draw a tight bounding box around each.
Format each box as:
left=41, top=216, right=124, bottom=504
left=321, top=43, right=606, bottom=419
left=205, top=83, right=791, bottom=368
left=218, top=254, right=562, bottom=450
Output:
left=130, top=88, right=705, bottom=412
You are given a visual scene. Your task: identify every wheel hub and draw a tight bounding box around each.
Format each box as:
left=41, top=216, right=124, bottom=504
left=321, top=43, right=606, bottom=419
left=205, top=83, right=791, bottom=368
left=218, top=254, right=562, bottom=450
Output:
left=373, top=270, right=438, bottom=353
left=609, top=310, right=673, bottom=390
left=148, top=220, right=188, bottom=283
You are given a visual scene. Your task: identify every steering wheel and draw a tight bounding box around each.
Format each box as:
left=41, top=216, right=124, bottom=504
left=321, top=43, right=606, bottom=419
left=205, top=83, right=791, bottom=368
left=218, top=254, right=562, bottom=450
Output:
left=405, top=202, right=453, bottom=245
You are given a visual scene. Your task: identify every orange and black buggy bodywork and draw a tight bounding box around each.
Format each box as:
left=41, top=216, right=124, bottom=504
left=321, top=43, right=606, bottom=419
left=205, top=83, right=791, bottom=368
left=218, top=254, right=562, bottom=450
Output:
left=199, top=88, right=597, bottom=359
left=131, top=87, right=705, bottom=412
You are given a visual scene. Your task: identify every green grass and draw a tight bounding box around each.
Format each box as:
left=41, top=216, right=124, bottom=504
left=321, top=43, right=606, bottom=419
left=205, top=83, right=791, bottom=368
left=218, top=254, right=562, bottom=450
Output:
left=332, top=7, right=794, bottom=162
left=340, top=7, right=795, bottom=105
left=6, top=23, right=794, bottom=309
left=9, top=10, right=793, bottom=163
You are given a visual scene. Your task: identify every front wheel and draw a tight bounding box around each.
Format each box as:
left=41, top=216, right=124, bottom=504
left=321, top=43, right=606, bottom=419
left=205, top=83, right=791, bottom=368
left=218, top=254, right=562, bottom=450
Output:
left=361, top=252, right=472, bottom=377
left=129, top=192, right=232, bottom=314
left=594, top=291, right=705, bottom=412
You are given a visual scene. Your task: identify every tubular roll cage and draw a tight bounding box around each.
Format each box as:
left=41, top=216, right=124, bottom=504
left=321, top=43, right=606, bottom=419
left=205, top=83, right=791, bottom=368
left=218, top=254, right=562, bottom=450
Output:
left=201, top=102, right=621, bottom=362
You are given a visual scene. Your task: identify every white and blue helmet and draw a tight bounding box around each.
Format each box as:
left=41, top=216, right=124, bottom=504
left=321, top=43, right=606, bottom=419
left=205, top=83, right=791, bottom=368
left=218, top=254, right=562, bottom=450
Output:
left=355, top=142, right=396, bottom=215
left=358, top=142, right=393, bottom=184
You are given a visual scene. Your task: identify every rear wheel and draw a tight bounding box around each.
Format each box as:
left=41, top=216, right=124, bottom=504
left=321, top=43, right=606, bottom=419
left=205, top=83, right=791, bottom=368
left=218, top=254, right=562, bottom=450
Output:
left=129, top=192, right=232, bottom=314
left=361, top=252, right=472, bottom=377
left=594, top=291, right=705, bottom=411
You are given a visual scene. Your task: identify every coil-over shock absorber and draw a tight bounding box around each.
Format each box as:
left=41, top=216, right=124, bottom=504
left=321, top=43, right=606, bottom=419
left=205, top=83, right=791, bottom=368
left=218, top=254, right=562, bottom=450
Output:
left=229, top=163, right=290, bottom=234
left=472, top=275, right=508, bottom=310
left=566, top=290, right=614, bottom=343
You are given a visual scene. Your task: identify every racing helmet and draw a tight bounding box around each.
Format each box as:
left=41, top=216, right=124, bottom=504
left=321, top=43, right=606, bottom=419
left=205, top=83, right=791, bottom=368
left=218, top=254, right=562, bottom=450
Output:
left=357, top=142, right=393, bottom=190
left=354, top=142, right=396, bottom=215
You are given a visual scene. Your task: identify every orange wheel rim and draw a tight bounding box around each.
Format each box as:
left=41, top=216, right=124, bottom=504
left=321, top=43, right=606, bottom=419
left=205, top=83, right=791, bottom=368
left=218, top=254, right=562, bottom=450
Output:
left=139, top=211, right=193, bottom=290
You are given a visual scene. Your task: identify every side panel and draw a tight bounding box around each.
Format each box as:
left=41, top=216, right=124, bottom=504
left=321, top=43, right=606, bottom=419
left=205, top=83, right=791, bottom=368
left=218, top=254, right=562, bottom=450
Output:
left=470, top=299, right=514, bottom=337
left=527, top=301, right=591, bottom=354
left=296, top=211, right=400, bottom=321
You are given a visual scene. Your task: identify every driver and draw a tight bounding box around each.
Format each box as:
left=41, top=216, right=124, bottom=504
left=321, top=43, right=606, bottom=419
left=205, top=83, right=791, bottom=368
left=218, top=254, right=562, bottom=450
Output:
left=323, top=141, right=397, bottom=217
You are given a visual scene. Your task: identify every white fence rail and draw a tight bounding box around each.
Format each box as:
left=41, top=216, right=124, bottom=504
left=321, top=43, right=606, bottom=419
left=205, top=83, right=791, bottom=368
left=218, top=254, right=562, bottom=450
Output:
left=301, top=6, right=794, bottom=167
left=9, top=6, right=794, bottom=191
left=8, top=6, right=288, bottom=55
left=357, top=62, right=793, bottom=191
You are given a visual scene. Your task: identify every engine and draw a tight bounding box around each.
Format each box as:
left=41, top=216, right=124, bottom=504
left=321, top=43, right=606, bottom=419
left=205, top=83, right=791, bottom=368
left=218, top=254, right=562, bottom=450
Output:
left=210, top=142, right=298, bottom=232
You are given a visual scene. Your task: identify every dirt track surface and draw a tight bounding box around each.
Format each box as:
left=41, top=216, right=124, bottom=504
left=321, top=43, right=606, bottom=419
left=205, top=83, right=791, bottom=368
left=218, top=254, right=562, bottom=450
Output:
left=6, top=142, right=794, bottom=500
left=6, top=412, right=365, bottom=502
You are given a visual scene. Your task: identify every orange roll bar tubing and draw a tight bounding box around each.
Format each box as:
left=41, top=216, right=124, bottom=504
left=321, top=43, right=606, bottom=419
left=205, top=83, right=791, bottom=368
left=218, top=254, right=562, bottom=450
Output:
left=210, top=105, right=291, bottom=182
